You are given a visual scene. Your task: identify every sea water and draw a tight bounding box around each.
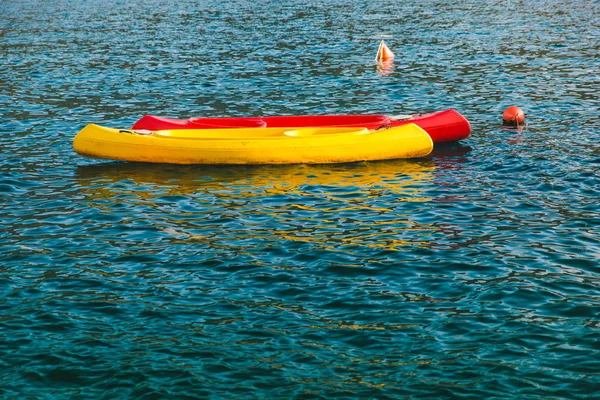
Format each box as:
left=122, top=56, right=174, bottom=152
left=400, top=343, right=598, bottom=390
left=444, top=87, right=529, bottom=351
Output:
left=1, top=0, right=599, bottom=397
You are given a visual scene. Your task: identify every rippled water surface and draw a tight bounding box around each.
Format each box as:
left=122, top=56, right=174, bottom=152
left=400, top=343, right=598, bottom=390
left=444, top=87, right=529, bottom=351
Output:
left=2, top=0, right=600, bottom=398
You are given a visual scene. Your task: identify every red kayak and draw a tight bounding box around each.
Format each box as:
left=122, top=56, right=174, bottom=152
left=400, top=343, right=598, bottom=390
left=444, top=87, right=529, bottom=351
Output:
left=132, top=109, right=470, bottom=143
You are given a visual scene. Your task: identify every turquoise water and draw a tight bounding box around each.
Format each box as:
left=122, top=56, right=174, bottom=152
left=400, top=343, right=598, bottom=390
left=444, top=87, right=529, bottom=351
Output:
left=2, top=0, right=600, bottom=398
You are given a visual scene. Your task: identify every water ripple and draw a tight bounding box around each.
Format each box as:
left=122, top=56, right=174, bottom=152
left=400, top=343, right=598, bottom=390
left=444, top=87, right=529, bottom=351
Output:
left=2, top=0, right=600, bottom=398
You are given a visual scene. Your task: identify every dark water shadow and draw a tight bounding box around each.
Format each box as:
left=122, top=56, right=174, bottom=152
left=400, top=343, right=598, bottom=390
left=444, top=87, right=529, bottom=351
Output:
left=428, top=142, right=473, bottom=159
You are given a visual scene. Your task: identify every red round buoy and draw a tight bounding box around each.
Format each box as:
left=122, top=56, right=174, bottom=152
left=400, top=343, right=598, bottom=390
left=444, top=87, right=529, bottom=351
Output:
left=502, top=106, right=525, bottom=126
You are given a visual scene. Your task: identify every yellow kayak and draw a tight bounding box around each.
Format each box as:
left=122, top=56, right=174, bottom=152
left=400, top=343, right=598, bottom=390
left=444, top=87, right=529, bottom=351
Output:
left=73, top=123, right=433, bottom=164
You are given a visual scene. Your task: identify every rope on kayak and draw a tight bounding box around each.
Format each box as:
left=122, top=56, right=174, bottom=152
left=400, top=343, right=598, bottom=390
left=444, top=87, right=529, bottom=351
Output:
left=119, top=129, right=153, bottom=136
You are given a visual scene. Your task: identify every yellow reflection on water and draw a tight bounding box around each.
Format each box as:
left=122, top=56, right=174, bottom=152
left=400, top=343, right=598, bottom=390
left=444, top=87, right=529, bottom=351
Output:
left=75, top=160, right=434, bottom=199
left=75, top=160, right=436, bottom=251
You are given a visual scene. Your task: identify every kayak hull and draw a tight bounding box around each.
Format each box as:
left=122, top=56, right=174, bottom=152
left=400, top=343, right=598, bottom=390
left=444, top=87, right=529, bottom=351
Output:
left=74, top=124, right=433, bottom=165
left=131, top=109, right=470, bottom=143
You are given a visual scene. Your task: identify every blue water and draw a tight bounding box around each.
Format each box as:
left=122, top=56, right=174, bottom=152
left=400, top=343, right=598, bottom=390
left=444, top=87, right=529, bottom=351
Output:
left=2, top=0, right=600, bottom=398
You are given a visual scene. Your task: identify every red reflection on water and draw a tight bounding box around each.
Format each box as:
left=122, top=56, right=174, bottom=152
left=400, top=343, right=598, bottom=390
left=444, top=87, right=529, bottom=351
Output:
left=376, top=60, right=394, bottom=76
left=502, top=124, right=528, bottom=145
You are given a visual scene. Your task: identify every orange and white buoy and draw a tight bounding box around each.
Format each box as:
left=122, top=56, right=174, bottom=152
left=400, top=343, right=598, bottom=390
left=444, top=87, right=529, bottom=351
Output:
left=375, top=40, right=395, bottom=62
left=502, top=106, right=525, bottom=127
